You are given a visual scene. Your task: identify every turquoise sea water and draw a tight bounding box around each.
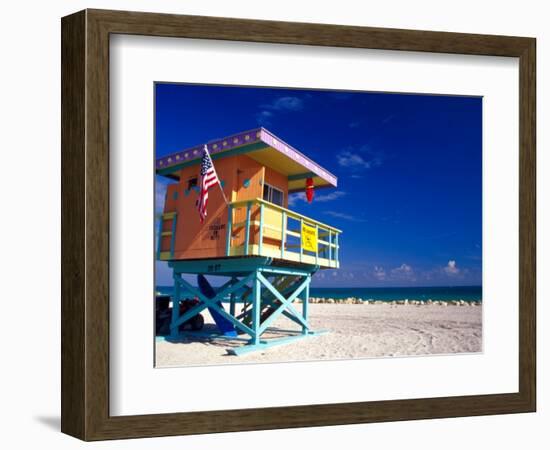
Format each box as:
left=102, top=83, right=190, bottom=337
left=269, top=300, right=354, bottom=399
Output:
left=309, top=286, right=481, bottom=301
left=156, top=285, right=482, bottom=302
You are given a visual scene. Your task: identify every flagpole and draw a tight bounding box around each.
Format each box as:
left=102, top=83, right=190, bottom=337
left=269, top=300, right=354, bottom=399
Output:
left=204, top=145, right=229, bottom=206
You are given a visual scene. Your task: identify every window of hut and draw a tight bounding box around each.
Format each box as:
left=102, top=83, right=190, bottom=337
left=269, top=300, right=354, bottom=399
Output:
left=263, top=183, right=284, bottom=207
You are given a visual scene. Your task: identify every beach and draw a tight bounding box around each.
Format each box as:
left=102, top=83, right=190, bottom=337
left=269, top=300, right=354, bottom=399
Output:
left=155, top=300, right=482, bottom=367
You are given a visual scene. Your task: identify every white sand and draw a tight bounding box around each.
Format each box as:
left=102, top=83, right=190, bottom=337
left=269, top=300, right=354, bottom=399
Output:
left=155, top=303, right=482, bottom=367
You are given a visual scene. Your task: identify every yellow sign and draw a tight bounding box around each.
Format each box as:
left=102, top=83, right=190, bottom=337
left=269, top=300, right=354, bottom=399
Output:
left=301, top=223, right=317, bottom=252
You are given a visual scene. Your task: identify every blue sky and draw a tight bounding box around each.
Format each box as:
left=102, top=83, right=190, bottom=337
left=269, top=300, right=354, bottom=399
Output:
left=155, top=83, right=482, bottom=287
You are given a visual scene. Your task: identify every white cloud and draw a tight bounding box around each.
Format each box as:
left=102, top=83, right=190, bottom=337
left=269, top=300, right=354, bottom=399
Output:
left=288, top=190, right=346, bottom=206
left=287, top=192, right=306, bottom=206
left=373, top=266, right=386, bottom=281
left=316, top=191, right=346, bottom=202
left=444, top=260, right=460, bottom=276
left=263, top=96, right=304, bottom=111
left=324, top=211, right=367, bottom=222
left=256, top=110, right=273, bottom=125
left=336, top=143, right=383, bottom=173
left=336, top=151, right=382, bottom=171
left=391, top=263, right=416, bottom=281
left=337, top=151, right=372, bottom=169
left=256, top=96, right=305, bottom=126
left=392, top=263, right=413, bottom=274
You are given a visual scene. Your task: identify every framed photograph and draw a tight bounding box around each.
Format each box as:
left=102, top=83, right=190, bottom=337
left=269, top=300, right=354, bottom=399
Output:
left=61, top=9, right=536, bottom=440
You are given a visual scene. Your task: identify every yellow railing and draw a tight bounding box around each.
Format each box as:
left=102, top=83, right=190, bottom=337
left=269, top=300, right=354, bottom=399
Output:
left=226, top=198, right=341, bottom=268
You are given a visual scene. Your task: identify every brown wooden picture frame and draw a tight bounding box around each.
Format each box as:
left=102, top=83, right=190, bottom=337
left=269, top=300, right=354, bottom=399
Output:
left=61, top=9, right=536, bottom=441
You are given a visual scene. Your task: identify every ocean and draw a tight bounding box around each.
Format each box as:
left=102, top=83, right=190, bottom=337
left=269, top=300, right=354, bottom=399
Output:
left=156, top=285, right=482, bottom=302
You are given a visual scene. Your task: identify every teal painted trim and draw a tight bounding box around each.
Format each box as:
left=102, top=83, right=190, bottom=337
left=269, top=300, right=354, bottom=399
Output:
left=257, top=288, right=308, bottom=335
left=156, top=216, right=164, bottom=260
left=244, top=202, right=251, bottom=255
left=302, top=275, right=310, bottom=334
left=251, top=272, right=261, bottom=344
left=170, top=299, right=208, bottom=332
left=170, top=275, right=209, bottom=330
left=281, top=211, right=287, bottom=260
left=170, top=275, right=237, bottom=330
left=160, top=332, right=250, bottom=343
left=328, top=229, right=332, bottom=263
left=260, top=289, right=308, bottom=329
left=258, top=266, right=315, bottom=277
left=170, top=214, right=177, bottom=258
left=281, top=307, right=308, bottom=328
left=258, top=203, right=264, bottom=255
left=235, top=275, right=299, bottom=322
left=171, top=272, right=181, bottom=338
left=172, top=191, right=178, bottom=200
left=169, top=256, right=273, bottom=276
left=256, top=272, right=309, bottom=334
left=220, top=180, right=225, bottom=188
left=156, top=142, right=269, bottom=175
left=229, top=283, right=236, bottom=317
left=209, top=276, right=238, bottom=294
left=287, top=171, right=315, bottom=181
left=335, top=233, right=339, bottom=265
left=277, top=276, right=308, bottom=298
left=173, top=275, right=256, bottom=336
left=225, top=205, right=232, bottom=256
left=195, top=274, right=251, bottom=305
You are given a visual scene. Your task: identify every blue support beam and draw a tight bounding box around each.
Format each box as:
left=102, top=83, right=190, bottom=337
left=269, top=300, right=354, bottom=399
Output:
left=229, top=277, right=237, bottom=316
left=171, top=274, right=256, bottom=336
left=156, top=215, right=164, bottom=260
left=171, top=273, right=181, bottom=338
left=281, top=211, right=286, bottom=260
left=258, top=203, right=264, bottom=255
left=302, top=274, right=310, bottom=335
left=169, top=256, right=273, bottom=276
left=328, top=229, right=332, bottom=263
left=163, top=255, right=326, bottom=356
left=256, top=272, right=309, bottom=334
left=244, top=202, right=251, bottom=255
left=335, top=233, right=339, bottom=265
left=225, top=205, right=233, bottom=256
left=251, top=271, right=261, bottom=345
left=258, top=265, right=314, bottom=277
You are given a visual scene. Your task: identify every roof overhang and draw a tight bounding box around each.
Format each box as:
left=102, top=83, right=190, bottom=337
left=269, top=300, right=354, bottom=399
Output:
left=155, top=128, right=337, bottom=190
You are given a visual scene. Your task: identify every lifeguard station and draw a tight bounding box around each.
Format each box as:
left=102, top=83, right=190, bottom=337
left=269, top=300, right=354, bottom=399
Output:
left=156, top=127, right=341, bottom=355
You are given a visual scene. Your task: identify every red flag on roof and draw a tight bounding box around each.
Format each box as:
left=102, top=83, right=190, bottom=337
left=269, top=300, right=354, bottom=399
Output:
left=305, top=177, right=314, bottom=203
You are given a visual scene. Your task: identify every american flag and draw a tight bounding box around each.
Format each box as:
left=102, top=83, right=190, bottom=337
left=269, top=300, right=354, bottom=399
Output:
left=196, top=144, right=220, bottom=222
